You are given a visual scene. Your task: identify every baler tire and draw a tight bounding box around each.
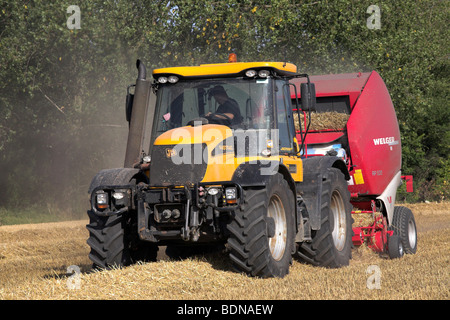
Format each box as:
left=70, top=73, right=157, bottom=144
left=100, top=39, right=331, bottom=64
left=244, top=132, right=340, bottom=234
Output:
left=387, top=234, right=404, bottom=259
left=388, top=206, right=417, bottom=254
left=296, top=168, right=353, bottom=268
left=227, top=173, right=295, bottom=278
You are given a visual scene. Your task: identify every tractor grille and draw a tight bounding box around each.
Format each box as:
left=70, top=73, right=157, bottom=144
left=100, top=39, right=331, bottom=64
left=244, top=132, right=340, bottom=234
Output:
left=149, top=144, right=208, bottom=186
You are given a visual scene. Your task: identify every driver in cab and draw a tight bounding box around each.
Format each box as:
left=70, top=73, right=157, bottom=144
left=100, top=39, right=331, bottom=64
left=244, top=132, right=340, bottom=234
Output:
left=205, top=85, right=242, bottom=126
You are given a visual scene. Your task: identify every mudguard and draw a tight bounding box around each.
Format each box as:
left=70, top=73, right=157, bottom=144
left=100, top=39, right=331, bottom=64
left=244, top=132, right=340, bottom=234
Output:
left=88, top=168, right=143, bottom=194
left=231, top=161, right=295, bottom=190
left=298, top=156, right=349, bottom=230
left=377, top=171, right=402, bottom=225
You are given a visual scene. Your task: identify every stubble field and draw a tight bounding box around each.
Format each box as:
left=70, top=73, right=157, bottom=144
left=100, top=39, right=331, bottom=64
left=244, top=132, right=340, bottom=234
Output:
left=0, top=202, right=448, bottom=300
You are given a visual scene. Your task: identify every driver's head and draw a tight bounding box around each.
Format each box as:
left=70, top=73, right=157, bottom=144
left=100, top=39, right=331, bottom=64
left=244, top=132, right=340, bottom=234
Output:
left=210, top=86, right=228, bottom=104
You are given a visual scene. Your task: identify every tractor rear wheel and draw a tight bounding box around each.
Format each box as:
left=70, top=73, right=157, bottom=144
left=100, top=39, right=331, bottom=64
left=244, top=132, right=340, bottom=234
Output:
left=227, top=173, right=295, bottom=278
left=297, top=168, right=353, bottom=268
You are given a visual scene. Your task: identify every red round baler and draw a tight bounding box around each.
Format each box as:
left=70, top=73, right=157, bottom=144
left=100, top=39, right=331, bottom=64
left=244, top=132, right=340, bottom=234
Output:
left=291, top=71, right=416, bottom=257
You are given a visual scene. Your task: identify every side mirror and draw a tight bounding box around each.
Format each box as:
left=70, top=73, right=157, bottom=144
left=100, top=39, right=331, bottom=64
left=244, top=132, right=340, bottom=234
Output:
left=300, top=82, right=316, bottom=111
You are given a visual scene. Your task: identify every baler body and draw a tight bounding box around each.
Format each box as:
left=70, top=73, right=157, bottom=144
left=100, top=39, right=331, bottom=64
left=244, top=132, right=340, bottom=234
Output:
left=291, top=71, right=402, bottom=201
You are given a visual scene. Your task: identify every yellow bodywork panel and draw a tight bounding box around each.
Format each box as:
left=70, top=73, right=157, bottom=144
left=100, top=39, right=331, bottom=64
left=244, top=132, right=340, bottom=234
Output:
left=153, top=62, right=297, bottom=78
left=280, top=155, right=303, bottom=182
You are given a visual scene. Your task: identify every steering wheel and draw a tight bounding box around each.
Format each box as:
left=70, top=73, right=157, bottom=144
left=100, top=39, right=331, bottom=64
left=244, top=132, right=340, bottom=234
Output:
left=206, top=112, right=233, bottom=125
left=187, top=117, right=209, bottom=126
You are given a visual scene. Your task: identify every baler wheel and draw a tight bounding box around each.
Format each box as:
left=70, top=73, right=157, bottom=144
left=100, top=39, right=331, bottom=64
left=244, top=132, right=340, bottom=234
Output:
left=389, top=206, right=417, bottom=254
left=387, top=234, right=404, bottom=259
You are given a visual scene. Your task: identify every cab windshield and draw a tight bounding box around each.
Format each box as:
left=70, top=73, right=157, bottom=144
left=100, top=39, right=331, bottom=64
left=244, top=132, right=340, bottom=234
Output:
left=151, top=78, right=273, bottom=136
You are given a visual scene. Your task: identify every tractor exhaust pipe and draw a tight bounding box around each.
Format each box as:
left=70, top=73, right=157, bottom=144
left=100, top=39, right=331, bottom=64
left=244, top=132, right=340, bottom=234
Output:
left=137, top=59, right=147, bottom=80
left=124, top=60, right=153, bottom=168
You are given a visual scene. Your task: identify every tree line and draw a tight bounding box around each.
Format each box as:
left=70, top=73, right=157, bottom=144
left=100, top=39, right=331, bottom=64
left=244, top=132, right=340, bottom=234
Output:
left=0, top=0, right=448, bottom=215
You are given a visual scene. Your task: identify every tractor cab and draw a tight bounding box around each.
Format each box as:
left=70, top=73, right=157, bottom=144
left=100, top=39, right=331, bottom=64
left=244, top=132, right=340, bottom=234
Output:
left=148, top=58, right=315, bottom=159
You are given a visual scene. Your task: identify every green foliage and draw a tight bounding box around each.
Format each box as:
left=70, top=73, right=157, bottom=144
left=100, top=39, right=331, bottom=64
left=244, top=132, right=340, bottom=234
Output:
left=0, top=0, right=448, bottom=213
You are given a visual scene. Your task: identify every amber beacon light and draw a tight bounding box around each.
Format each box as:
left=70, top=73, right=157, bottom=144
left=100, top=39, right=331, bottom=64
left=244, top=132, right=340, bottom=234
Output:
left=228, top=53, right=237, bottom=63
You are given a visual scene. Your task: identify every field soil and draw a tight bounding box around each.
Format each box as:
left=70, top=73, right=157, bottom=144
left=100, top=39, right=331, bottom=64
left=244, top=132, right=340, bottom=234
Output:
left=0, top=202, right=448, bottom=300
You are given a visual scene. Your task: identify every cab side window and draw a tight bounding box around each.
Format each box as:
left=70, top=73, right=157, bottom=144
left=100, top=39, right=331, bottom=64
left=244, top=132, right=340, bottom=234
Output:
left=275, top=81, right=294, bottom=154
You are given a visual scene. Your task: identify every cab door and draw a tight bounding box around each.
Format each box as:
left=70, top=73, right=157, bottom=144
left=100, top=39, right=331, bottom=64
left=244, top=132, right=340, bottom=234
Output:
left=275, top=80, right=303, bottom=182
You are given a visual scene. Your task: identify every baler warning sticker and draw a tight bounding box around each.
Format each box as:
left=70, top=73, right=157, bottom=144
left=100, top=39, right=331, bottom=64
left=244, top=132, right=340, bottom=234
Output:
left=354, top=169, right=364, bottom=185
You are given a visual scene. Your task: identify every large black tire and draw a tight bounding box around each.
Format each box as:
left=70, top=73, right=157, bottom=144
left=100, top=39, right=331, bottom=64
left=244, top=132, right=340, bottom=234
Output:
left=297, top=168, right=353, bottom=268
left=86, top=210, right=158, bottom=269
left=388, top=206, right=417, bottom=254
left=86, top=173, right=157, bottom=269
left=387, top=234, right=404, bottom=259
left=87, top=211, right=129, bottom=268
left=227, top=173, right=295, bottom=278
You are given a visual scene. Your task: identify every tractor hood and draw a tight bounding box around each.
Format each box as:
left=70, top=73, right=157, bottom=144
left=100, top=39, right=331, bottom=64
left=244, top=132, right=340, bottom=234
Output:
left=148, top=124, right=237, bottom=186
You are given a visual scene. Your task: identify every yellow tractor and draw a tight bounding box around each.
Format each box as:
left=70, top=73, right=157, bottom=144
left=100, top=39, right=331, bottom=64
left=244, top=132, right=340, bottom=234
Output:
left=86, top=56, right=353, bottom=278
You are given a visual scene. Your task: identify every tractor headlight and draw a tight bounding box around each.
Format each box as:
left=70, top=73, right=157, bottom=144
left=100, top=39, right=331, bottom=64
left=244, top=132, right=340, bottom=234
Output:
left=142, top=155, right=151, bottom=163
left=258, top=70, right=270, bottom=78
left=168, top=76, right=179, bottom=83
left=157, top=76, right=168, bottom=84
left=208, top=187, right=219, bottom=196
left=245, top=69, right=257, bottom=77
left=112, top=190, right=128, bottom=208
left=96, top=192, right=109, bottom=210
left=112, top=192, right=124, bottom=200
left=225, top=187, right=236, bottom=199
left=225, top=187, right=237, bottom=204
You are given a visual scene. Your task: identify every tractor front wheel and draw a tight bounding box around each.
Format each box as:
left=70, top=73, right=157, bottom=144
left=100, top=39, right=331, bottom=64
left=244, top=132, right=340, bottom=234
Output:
left=86, top=210, right=158, bottom=269
left=227, top=173, right=295, bottom=278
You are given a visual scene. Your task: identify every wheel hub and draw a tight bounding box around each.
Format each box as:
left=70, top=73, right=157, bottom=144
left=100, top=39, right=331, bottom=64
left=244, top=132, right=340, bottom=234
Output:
left=267, top=194, right=287, bottom=261
left=331, top=190, right=347, bottom=251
